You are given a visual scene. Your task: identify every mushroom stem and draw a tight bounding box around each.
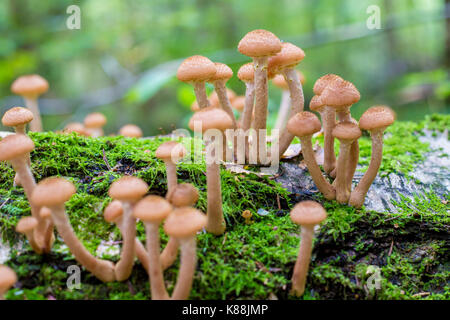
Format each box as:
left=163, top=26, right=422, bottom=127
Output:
left=206, top=161, right=225, bottom=235
left=299, top=137, right=335, bottom=200
left=160, top=237, right=179, bottom=270
left=171, top=237, right=196, bottom=300
left=114, top=201, right=136, bottom=281
left=145, top=223, right=169, bottom=300
left=335, top=142, right=352, bottom=203
left=323, top=106, right=336, bottom=174
left=193, top=81, right=210, bottom=109
left=24, top=97, right=42, bottom=132
left=252, top=57, right=269, bottom=164
left=349, top=130, right=384, bottom=208
left=337, top=111, right=359, bottom=192
left=241, top=81, right=255, bottom=162
left=20, top=226, right=43, bottom=254
left=49, top=204, right=116, bottom=282
left=274, top=90, right=291, bottom=132
left=214, top=81, right=237, bottom=129
left=278, top=68, right=305, bottom=158
left=291, top=226, right=314, bottom=297
left=164, top=161, right=177, bottom=195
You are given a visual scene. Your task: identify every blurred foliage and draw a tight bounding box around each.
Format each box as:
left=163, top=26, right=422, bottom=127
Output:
left=0, top=0, right=449, bottom=135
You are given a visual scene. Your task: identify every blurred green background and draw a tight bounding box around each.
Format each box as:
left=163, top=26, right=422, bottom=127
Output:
left=0, top=0, right=449, bottom=136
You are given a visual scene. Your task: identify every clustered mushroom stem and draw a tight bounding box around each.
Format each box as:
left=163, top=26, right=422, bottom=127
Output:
left=278, top=68, right=305, bottom=158
left=160, top=237, right=179, bottom=270
left=252, top=57, right=269, bottom=164
left=337, top=111, right=359, bottom=192
left=323, top=106, right=336, bottom=174
left=22, top=227, right=43, bottom=254
left=335, top=142, right=352, bottom=204
left=291, top=226, right=314, bottom=297
left=206, top=161, right=225, bottom=235
left=164, top=161, right=178, bottom=195
left=214, top=81, right=237, bottom=129
left=273, top=90, right=290, bottom=132
left=115, top=201, right=137, bottom=281
left=193, top=81, right=210, bottom=109
left=50, top=204, right=116, bottom=282
left=145, top=223, right=169, bottom=300
left=241, top=81, right=255, bottom=162
left=349, top=130, right=384, bottom=208
left=171, top=237, right=197, bottom=300
left=299, top=137, right=336, bottom=200
left=24, top=97, right=42, bottom=132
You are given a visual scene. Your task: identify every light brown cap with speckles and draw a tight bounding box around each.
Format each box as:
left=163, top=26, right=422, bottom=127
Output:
left=104, top=200, right=123, bottom=223
left=188, top=106, right=233, bottom=132
left=309, top=95, right=325, bottom=112
left=177, top=55, right=217, bottom=82
left=237, top=63, right=254, bottom=82
left=268, top=42, right=305, bottom=73
left=313, top=74, right=344, bottom=95
left=84, top=112, right=107, bottom=129
left=0, top=134, right=35, bottom=161
left=119, top=124, right=143, bottom=138
left=11, top=74, right=49, bottom=98
left=287, top=111, right=322, bottom=137
left=359, top=106, right=396, bottom=131
left=332, top=121, right=362, bottom=141
left=156, top=141, right=187, bottom=163
left=319, top=79, right=360, bottom=108
left=63, top=122, right=89, bottom=136
left=164, top=207, right=207, bottom=238
left=108, top=176, right=148, bottom=202
left=2, top=107, right=34, bottom=127
left=238, top=29, right=282, bottom=57
left=0, top=265, right=17, bottom=294
left=16, top=216, right=38, bottom=234
left=31, top=177, right=76, bottom=207
left=209, top=63, right=233, bottom=81
left=133, top=195, right=172, bottom=223
left=167, top=183, right=199, bottom=207
left=290, top=201, right=327, bottom=226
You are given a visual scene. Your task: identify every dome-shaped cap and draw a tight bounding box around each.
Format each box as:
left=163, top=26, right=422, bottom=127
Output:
left=313, top=74, right=344, bottom=95
left=119, top=124, right=143, bottom=138
left=167, top=183, right=199, bottom=207
left=108, top=176, right=148, bottom=202
left=332, top=121, right=362, bottom=140
left=320, top=80, right=360, bottom=108
left=272, top=70, right=305, bottom=90
left=11, top=74, right=49, bottom=98
left=359, top=106, right=396, bottom=131
left=238, top=29, right=282, bottom=57
left=237, top=63, right=254, bottom=82
left=133, top=195, right=172, bottom=223
left=287, top=112, right=322, bottom=137
left=16, top=216, right=38, bottom=234
left=176, top=55, right=217, bottom=82
left=31, top=177, right=76, bottom=207
left=268, top=42, right=305, bottom=72
left=309, top=95, right=325, bottom=112
left=290, top=201, right=327, bottom=226
left=0, top=265, right=17, bottom=293
left=84, top=112, right=107, bottom=129
left=0, top=134, right=35, bottom=161
left=209, top=63, right=233, bottom=81
left=63, top=122, right=88, bottom=136
left=188, top=106, right=233, bottom=132
left=2, top=107, right=34, bottom=127
left=164, top=207, right=207, bottom=238
left=156, top=141, right=187, bottom=163
left=103, top=200, right=123, bottom=222
left=232, top=96, right=245, bottom=112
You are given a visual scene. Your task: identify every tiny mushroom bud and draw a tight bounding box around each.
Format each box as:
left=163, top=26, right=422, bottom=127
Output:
left=0, top=265, right=17, bottom=300
left=84, top=112, right=107, bottom=138
left=155, top=141, right=187, bottom=195
left=349, top=106, right=395, bottom=208
left=133, top=195, right=173, bottom=300
left=290, top=201, right=327, bottom=297
left=242, top=210, right=252, bottom=224
left=119, top=124, right=143, bottom=138
left=287, top=112, right=335, bottom=200
left=11, top=74, right=49, bottom=132
left=164, top=207, right=207, bottom=300
left=16, top=217, right=42, bottom=254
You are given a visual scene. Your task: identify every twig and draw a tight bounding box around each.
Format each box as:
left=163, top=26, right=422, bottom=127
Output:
left=276, top=194, right=281, bottom=210
left=388, top=239, right=394, bottom=256
left=102, top=149, right=112, bottom=171
left=0, top=198, right=10, bottom=211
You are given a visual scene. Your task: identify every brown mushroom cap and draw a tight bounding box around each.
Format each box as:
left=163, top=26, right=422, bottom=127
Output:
left=108, top=176, right=148, bottom=202
left=309, top=95, right=324, bottom=112
left=313, top=74, right=344, bottom=95
left=63, top=122, right=89, bottom=136
left=272, top=71, right=305, bottom=90
left=156, top=141, right=187, bottom=163
left=176, top=55, right=217, bottom=82
left=290, top=201, right=327, bottom=226
left=268, top=42, right=305, bottom=73
left=84, top=112, right=107, bottom=129
left=319, top=80, right=360, bottom=108
left=2, top=107, right=34, bottom=127
left=11, top=74, right=49, bottom=98
left=359, top=106, right=396, bottom=131
left=287, top=111, right=322, bottom=137
left=0, top=134, right=35, bottom=161
left=104, top=200, right=124, bottom=223
left=237, top=63, right=254, bottom=82
left=0, top=265, right=17, bottom=292
left=332, top=121, right=362, bottom=141
left=39, top=207, right=52, bottom=219
left=167, top=183, right=199, bottom=207
left=209, top=63, right=233, bottom=81
left=164, top=207, right=207, bottom=238
left=232, top=96, right=246, bottom=112
left=188, top=106, right=233, bottom=132
left=238, top=29, right=282, bottom=57
left=119, top=124, right=143, bottom=138
left=31, top=177, right=76, bottom=207
left=16, top=216, right=38, bottom=234
left=133, top=195, right=172, bottom=223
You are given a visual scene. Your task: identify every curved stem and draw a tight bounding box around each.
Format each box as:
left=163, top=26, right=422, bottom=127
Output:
left=193, top=81, right=209, bottom=109
left=171, top=237, right=196, bottom=300
left=146, top=223, right=169, bottom=300
left=24, top=97, right=42, bottom=132
left=291, top=226, right=314, bottom=297
left=160, top=237, right=179, bottom=270
left=115, top=201, right=136, bottom=281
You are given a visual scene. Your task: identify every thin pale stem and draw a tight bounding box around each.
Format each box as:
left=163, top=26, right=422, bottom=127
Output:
left=164, top=161, right=177, bottom=195
left=193, top=81, right=209, bottom=109
left=253, top=57, right=269, bottom=164
left=146, top=223, right=169, bottom=300
left=323, top=106, right=336, bottom=174
left=241, top=81, right=255, bottom=162
left=115, top=201, right=136, bottom=281
left=160, top=237, right=179, bottom=270
left=335, top=142, right=352, bottom=204
left=214, top=81, right=237, bottom=129
left=274, top=90, right=291, bottom=131
left=171, top=237, right=196, bottom=300
left=291, top=226, right=314, bottom=297
left=116, top=217, right=149, bottom=273
left=24, top=97, right=42, bottom=132
left=337, top=109, right=359, bottom=190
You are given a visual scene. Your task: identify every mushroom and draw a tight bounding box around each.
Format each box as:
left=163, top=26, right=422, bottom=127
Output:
left=267, top=43, right=306, bottom=159
left=0, top=265, right=17, bottom=300
left=238, top=30, right=282, bottom=164
left=290, top=201, right=327, bottom=297
left=155, top=141, right=187, bottom=195
left=287, top=112, right=335, bottom=200
left=31, top=177, right=116, bottom=282
left=39, top=206, right=55, bottom=251
left=133, top=195, right=173, bottom=300
left=163, top=207, right=207, bottom=300
left=242, top=210, right=252, bottom=224
left=118, top=124, right=143, bottom=138
left=108, top=176, right=148, bottom=281
left=189, top=107, right=233, bottom=235
left=209, top=88, right=236, bottom=108
left=332, top=122, right=362, bottom=203
left=11, top=74, right=49, bottom=132
left=349, top=106, right=395, bottom=208
left=176, top=55, right=217, bottom=110
left=84, top=112, right=107, bottom=138
left=15, top=217, right=42, bottom=254
left=63, top=122, right=89, bottom=136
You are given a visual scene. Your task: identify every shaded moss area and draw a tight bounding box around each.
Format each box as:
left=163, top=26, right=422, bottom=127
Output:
left=0, top=114, right=449, bottom=300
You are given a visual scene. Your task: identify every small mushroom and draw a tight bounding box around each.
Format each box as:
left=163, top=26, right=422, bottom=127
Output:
left=133, top=195, right=173, bottom=300
left=63, top=122, right=89, bottom=136
left=39, top=206, right=55, bottom=250
left=118, top=124, right=143, bottom=138
left=349, top=106, right=395, bottom=208
left=163, top=207, right=207, bottom=300
left=332, top=122, right=361, bottom=203
left=15, top=217, right=42, bottom=254
left=0, top=265, right=17, bottom=300
left=242, top=210, right=252, bottom=224
left=31, top=177, right=116, bottom=282
left=108, top=176, right=148, bottom=281
left=155, top=141, right=187, bottom=195
left=290, top=201, right=327, bottom=297
left=287, top=112, right=335, bottom=200
left=84, top=112, right=107, bottom=138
